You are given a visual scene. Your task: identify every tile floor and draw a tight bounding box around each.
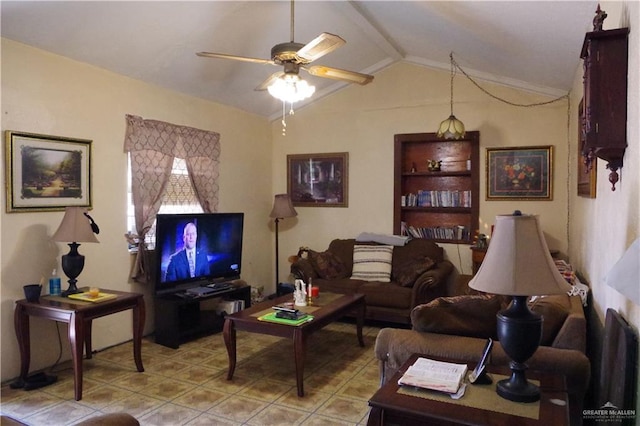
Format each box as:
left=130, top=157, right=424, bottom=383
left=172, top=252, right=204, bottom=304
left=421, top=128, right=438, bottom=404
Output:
left=1, top=322, right=382, bottom=425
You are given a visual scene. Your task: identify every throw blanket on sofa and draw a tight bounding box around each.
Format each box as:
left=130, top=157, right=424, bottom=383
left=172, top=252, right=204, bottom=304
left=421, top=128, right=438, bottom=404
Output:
left=356, top=232, right=409, bottom=246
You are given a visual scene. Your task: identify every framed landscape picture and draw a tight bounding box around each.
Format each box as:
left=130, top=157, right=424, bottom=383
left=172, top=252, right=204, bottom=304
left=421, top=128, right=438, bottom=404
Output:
left=287, top=152, right=348, bottom=207
left=5, top=131, right=92, bottom=212
left=486, top=146, right=552, bottom=200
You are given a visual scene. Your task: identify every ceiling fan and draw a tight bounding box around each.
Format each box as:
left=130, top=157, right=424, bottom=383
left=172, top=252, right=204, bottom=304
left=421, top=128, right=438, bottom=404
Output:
left=196, top=0, right=374, bottom=94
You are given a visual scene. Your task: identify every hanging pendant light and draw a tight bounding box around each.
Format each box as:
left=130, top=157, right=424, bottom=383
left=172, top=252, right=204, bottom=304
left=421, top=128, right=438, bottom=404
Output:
left=437, top=53, right=466, bottom=140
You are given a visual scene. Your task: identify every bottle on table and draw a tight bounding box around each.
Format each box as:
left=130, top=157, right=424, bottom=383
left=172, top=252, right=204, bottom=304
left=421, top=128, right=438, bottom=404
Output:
left=49, top=269, right=61, bottom=296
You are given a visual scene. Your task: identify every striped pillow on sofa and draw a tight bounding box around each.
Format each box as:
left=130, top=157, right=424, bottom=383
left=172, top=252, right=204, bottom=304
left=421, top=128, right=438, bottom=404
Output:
left=350, top=245, right=394, bottom=282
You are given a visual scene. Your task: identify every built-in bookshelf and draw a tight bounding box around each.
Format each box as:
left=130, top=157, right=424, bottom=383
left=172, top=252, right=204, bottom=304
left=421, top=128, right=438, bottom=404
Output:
left=394, top=132, right=480, bottom=244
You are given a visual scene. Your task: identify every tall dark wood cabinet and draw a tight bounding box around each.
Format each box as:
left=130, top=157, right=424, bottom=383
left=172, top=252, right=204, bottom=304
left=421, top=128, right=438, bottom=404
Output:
left=580, top=27, right=629, bottom=190
left=393, top=132, right=479, bottom=244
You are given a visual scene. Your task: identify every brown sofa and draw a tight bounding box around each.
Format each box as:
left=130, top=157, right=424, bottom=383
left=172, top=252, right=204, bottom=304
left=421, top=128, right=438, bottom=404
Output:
left=374, top=292, right=590, bottom=425
left=290, top=238, right=454, bottom=324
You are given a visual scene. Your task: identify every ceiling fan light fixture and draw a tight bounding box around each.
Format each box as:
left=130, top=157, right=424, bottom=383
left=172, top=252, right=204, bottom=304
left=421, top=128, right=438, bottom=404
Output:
left=267, top=74, right=315, bottom=103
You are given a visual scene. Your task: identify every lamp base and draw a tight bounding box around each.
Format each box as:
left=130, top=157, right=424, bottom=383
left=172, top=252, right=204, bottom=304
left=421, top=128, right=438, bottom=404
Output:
left=60, top=243, right=85, bottom=297
left=61, top=283, right=81, bottom=297
left=496, top=362, right=540, bottom=402
left=496, top=295, right=542, bottom=403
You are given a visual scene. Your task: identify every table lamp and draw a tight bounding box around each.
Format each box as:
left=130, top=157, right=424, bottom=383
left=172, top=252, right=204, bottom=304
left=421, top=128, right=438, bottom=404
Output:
left=52, top=207, right=100, bottom=296
left=469, top=211, right=570, bottom=402
left=269, top=194, right=297, bottom=288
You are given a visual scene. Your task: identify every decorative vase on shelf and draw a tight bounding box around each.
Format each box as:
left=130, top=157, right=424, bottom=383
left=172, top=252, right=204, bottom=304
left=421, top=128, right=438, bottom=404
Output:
left=427, top=160, right=442, bottom=171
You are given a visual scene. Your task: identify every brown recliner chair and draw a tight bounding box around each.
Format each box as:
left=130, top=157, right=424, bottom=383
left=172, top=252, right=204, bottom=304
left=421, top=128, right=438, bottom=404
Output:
left=1, top=413, right=139, bottom=426
left=375, top=293, right=590, bottom=426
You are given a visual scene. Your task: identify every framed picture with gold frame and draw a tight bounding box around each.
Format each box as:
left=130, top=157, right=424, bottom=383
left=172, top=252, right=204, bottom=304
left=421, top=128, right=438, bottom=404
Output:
left=577, top=99, right=597, bottom=198
left=287, top=152, right=348, bottom=207
left=5, top=131, right=92, bottom=212
left=486, top=146, right=552, bottom=200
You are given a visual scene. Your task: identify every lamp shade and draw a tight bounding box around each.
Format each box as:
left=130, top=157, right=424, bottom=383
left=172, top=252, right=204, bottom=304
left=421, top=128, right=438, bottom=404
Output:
left=52, top=207, right=99, bottom=243
left=469, top=213, right=570, bottom=296
left=605, top=237, right=640, bottom=305
left=436, top=114, right=466, bottom=140
left=436, top=53, right=466, bottom=140
left=269, top=194, right=298, bottom=219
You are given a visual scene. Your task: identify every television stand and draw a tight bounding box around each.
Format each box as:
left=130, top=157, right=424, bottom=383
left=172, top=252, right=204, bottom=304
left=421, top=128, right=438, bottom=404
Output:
left=154, top=279, right=250, bottom=349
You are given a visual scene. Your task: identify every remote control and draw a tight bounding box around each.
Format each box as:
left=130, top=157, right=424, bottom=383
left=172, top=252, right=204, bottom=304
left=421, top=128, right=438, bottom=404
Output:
left=273, top=305, right=298, bottom=314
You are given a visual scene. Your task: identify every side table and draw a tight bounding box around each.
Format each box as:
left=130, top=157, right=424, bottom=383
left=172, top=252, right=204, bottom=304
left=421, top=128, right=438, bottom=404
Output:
left=470, top=246, right=487, bottom=275
left=14, top=288, right=145, bottom=401
left=368, top=353, right=570, bottom=425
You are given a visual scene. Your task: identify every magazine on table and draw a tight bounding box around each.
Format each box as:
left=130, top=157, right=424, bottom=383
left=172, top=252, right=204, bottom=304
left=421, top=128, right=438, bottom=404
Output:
left=398, top=357, right=468, bottom=394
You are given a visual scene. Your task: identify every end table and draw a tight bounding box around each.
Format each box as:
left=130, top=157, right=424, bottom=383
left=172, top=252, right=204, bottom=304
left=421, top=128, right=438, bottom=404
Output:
left=368, top=353, right=570, bottom=425
left=14, top=288, right=145, bottom=400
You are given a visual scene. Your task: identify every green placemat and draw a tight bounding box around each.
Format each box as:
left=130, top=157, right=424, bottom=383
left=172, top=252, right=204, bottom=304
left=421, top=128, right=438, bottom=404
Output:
left=257, top=312, right=314, bottom=326
left=398, top=374, right=540, bottom=420
left=252, top=304, right=320, bottom=318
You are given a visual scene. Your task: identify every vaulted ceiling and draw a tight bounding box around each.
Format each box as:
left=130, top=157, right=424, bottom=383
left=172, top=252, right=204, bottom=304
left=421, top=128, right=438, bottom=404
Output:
left=1, top=1, right=598, bottom=120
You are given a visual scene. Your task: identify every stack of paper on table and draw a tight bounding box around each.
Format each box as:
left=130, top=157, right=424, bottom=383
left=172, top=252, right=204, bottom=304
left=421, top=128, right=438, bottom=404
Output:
left=67, top=292, right=117, bottom=303
left=398, top=357, right=468, bottom=394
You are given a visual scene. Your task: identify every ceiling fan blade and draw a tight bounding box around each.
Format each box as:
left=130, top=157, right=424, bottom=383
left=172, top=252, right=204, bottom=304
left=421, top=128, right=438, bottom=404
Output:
left=196, top=51, right=275, bottom=65
left=296, top=33, right=345, bottom=62
left=305, top=65, right=374, bottom=85
left=255, top=71, right=285, bottom=91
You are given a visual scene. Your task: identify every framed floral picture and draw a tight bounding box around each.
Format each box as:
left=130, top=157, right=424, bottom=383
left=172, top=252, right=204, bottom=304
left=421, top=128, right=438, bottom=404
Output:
left=287, top=152, right=348, bottom=207
left=486, top=146, right=552, bottom=200
left=5, top=131, right=92, bottom=212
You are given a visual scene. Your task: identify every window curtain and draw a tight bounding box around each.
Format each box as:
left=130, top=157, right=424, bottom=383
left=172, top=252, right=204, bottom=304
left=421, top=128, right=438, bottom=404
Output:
left=123, top=114, right=221, bottom=282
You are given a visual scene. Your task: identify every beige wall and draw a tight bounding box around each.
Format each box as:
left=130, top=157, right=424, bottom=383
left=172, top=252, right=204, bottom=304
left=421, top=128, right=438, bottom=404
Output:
left=568, top=0, right=640, bottom=412
left=1, top=39, right=272, bottom=381
left=271, top=61, right=570, bottom=281
left=3, top=2, right=638, bottom=410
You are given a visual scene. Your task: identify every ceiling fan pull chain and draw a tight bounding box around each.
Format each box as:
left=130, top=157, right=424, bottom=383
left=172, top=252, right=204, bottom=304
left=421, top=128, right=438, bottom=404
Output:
left=281, top=101, right=287, bottom=136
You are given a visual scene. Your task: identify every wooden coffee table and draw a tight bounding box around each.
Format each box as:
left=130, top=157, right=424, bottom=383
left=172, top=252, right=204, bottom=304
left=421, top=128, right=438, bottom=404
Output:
left=223, top=292, right=365, bottom=396
left=368, top=353, right=570, bottom=425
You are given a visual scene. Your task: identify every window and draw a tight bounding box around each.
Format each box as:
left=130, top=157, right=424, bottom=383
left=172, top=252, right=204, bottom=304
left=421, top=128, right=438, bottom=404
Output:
left=127, top=156, right=202, bottom=248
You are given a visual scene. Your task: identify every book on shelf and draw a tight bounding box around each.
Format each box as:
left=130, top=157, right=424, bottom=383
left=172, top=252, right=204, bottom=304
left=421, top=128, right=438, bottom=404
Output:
left=403, top=190, right=472, bottom=208
left=215, top=299, right=245, bottom=315
left=397, top=357, right=468, bottom=394
left=405, top=225, right=469, bottom=241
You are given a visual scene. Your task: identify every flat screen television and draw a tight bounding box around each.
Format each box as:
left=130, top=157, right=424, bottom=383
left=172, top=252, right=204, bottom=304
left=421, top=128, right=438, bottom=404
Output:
left=155, top=212, right=244, bottom=295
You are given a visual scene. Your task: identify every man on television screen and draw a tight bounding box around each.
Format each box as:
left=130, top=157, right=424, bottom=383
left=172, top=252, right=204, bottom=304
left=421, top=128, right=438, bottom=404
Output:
left=165, top=222, right=210, bottom=281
